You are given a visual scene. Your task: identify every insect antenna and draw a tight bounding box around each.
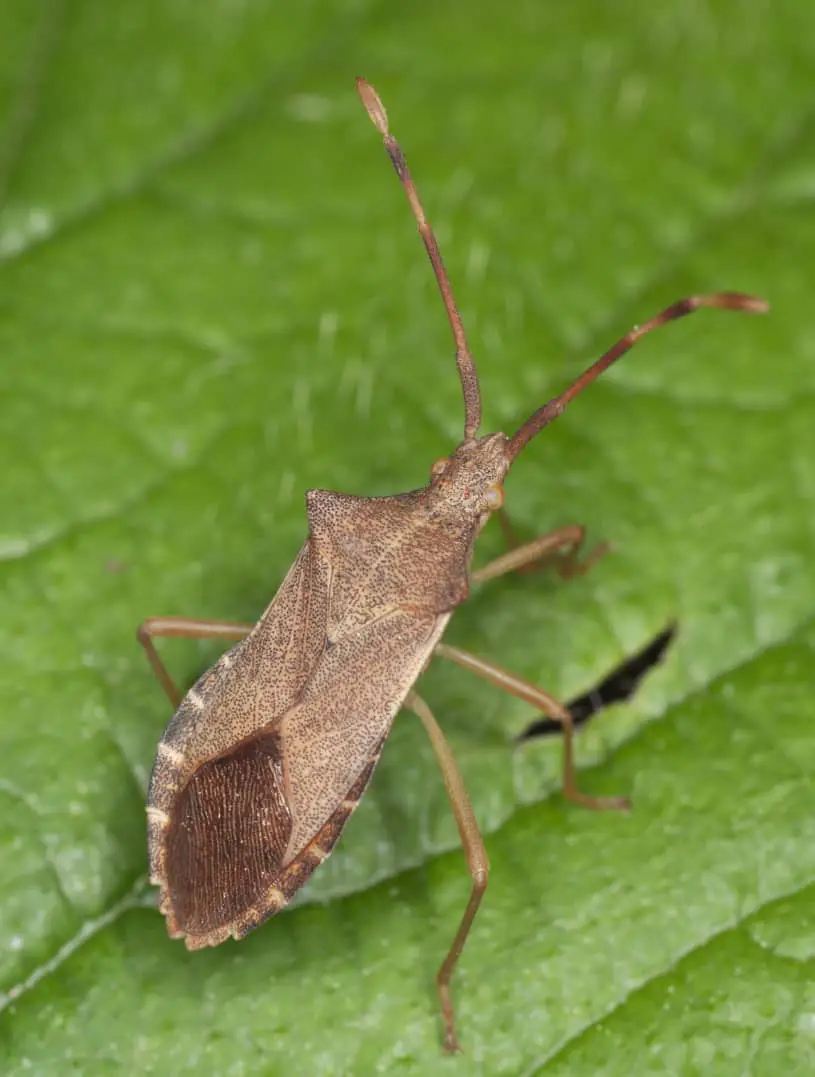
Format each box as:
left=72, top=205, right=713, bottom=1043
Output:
left=356, top=78, right=482, bottom=442
left=507, top=291, right=769, bottom=461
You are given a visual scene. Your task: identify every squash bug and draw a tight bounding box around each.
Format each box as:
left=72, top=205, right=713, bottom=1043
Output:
left=139, top=78, right=768, bottom=1052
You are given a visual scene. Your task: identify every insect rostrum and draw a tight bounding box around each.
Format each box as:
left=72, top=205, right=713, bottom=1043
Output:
left=139, top=78, right=768, bottom=1054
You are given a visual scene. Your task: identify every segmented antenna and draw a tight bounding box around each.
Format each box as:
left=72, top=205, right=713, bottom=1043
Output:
left=507, top=292, right=769, bottom=459
left=356, top=78, right=482, bottom=442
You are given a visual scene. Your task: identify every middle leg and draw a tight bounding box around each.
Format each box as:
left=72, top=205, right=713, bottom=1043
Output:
left=434, top=643, right=630, bottom=812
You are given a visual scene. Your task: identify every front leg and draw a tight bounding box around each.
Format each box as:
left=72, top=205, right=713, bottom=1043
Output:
left=475, top=515, right=609, bottom=584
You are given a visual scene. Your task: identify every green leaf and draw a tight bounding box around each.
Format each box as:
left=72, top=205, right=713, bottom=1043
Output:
left=2, top=1, right=814, bottom=1073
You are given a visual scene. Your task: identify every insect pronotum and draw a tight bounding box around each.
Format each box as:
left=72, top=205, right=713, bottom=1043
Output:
left=139, top=77, right=768, bottom=1053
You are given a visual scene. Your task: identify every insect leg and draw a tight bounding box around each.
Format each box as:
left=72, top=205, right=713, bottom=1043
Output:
left=405, top=689, right=489, bottom=1055
left=474, top=517, right=608, bottom=584
left=434, top=644, right=630, bottom=812
left=137, top=617, right=253, bottom=708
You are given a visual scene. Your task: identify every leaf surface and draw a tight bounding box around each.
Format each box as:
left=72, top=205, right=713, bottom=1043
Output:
left=1, top=1, right=814, bottom=1072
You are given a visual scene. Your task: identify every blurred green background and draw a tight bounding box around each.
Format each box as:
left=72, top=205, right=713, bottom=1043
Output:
left=1, top=1, right=814, bottom=1074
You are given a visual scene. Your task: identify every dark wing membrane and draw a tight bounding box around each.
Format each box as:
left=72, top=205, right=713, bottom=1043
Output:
left=164, top=730, right=386, bottom=945
left=165, top=731, right=291, bottom=937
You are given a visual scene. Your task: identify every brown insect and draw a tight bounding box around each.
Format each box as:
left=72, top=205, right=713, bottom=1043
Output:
left=138, top=77, right=768, bottom=1052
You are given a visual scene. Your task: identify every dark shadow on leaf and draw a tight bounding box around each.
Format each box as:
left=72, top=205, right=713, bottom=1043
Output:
left=518, top=623, right=677, bottom=740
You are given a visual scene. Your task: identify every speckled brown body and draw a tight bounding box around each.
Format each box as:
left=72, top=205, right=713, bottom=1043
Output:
left=147, top=436, right=512, bottom=948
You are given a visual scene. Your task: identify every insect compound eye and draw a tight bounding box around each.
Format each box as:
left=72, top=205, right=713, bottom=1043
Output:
left=430, top=457, right=448, bottom=479
left=484, top=485, right=504, bottom=511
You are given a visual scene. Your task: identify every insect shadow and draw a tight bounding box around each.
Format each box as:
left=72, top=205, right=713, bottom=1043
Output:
left=521, top=623, right=678, bottom=740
